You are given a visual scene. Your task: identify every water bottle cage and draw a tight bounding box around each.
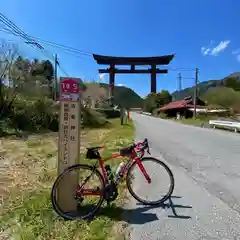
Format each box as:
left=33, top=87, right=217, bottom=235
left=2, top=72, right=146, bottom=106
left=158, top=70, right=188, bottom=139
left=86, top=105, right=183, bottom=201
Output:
left=105, top=166, right=114, bottom=182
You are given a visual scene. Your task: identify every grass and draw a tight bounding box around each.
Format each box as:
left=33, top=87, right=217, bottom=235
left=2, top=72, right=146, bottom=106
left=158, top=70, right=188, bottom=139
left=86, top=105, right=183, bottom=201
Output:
left=0, top=118, right=134, bottom=240
left=178, top=117, right=209, bottom=126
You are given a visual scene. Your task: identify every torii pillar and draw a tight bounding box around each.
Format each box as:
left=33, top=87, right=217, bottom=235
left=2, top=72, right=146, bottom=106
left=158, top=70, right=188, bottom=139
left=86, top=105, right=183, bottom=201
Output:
left=109, top=63, right=115, bottom=106
left=151, top=64, right=157, bottom=93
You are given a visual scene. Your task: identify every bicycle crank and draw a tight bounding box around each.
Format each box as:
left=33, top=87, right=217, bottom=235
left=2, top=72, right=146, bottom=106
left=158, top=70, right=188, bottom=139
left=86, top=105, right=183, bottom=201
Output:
left=103, top=183, right=118, bottom=202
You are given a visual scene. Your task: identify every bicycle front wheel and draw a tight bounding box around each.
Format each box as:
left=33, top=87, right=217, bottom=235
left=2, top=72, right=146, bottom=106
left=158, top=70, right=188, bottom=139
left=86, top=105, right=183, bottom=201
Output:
left=126, top=157, right=174, bottom=205
left=51, top=164, right=105, bottom=220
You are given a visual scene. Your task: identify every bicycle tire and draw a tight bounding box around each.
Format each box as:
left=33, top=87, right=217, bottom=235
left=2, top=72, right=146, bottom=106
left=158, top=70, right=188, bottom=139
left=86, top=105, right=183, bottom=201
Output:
left=51, top=164, right=105, bottom=220
left=126, top=157, right=174, bottom=205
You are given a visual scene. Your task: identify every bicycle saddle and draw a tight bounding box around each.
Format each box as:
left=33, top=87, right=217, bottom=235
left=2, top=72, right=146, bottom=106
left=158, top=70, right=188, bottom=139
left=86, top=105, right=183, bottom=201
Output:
left=86, top=146, right=104, bottom=151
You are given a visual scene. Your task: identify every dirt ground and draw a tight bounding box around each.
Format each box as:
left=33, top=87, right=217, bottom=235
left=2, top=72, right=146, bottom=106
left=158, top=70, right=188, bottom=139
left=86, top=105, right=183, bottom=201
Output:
left=0, top=128, right=110, bottom=213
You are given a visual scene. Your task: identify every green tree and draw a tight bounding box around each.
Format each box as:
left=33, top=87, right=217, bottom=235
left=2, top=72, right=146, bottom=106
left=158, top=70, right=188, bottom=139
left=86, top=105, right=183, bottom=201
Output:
left=202, top=87, right=240, bottom=109
left=224, top=77, right=240, bottom=91
left=31, top=59, right=54, bottom=98
left=143, top=90, right=172, bottom=113
left=143, top=93, right=157, bottom=113
left=156, top=90, right=172, bottom=107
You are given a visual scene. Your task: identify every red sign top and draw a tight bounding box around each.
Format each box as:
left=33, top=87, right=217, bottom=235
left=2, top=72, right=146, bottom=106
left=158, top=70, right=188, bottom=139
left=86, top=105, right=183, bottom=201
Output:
left=60, top=78, right=79, bottom=94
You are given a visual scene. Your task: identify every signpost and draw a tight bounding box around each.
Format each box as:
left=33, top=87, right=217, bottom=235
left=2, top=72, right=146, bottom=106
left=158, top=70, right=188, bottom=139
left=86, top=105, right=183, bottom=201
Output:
left=57, top=77, right=83, bottom=213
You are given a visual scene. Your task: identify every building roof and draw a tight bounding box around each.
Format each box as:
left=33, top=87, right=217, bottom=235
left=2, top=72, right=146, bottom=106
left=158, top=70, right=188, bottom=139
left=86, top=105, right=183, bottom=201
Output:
left=160, top=100, right=187, bottom=111
left=159, top=96, right=206, bottom=111
left=93, top=54, right=175, bottom=66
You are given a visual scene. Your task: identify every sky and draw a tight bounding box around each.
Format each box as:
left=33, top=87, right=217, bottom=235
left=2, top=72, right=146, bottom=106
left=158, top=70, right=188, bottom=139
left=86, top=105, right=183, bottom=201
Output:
left=0, top=0, right=240, bottom=97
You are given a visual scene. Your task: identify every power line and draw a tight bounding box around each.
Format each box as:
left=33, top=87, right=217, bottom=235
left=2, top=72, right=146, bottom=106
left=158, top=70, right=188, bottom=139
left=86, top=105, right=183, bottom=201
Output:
left=0, top=13, right=43, bottom=50
left=0, top=23, right=198, bottom=72
left=0, top=28, right=92, bottom=61
left=58, top=62, right=69, bottom=77
left=0, top=12, right=70, bottom=76
left=0, top=17, right=92, bottom=57
left=137, top=65, right=195, bottom=72
left=0, top=12, right=200, bottom=84
left=168, top=67, right=195, bottom=72
left=181, top=77, right=195, bottom=80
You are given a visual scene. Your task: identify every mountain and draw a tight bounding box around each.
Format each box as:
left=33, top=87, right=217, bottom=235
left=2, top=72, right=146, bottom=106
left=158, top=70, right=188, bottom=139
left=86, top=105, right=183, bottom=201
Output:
left=227, top=72, right=240, bottom=79
left=99, top=83, right=143, bottom=108
left=172, top=72, right=240, bottom=100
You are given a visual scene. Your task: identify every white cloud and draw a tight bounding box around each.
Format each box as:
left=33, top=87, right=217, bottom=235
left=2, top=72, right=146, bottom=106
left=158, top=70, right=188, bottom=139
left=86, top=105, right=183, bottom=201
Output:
left=201, top=47, right=211, bottom=56
left=99, top=73, right=105, bottom=81
left=211, top=40, right=230, bottom=56
left=117, top=83, right=123, bottom=86
left=201, top=40, right=230, bottom=56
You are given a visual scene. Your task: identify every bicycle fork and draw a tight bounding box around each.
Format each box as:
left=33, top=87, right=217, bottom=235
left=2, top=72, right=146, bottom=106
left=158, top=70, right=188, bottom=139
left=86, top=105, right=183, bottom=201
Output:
left=135, top=158, right=151, bottom=184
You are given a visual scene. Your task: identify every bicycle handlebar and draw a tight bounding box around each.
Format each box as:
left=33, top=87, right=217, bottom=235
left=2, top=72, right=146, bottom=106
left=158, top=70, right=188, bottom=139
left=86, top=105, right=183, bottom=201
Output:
left=133, top=138, right=150, bottom=155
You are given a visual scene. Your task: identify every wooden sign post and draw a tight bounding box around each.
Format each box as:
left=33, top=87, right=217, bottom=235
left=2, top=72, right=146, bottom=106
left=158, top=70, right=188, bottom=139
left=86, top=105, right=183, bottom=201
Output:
left=57, top=77, right=83, bottom=213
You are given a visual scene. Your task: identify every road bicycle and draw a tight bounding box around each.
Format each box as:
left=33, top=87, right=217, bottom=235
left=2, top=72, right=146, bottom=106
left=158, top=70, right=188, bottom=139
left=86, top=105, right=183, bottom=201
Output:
left=51, top=138, right=175, bottom=220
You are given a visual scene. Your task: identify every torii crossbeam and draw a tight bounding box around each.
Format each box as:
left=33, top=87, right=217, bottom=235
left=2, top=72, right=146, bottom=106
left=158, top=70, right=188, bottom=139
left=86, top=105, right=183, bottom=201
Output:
left=93, top=54, right=175, bottom=105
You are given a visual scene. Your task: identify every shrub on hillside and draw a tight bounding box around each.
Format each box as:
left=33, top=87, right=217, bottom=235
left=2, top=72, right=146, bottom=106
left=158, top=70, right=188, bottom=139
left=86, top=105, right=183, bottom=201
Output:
left=82, top=107, right=109, bottom=127
left=0, top=97, right=110, bottom=136
left=158, top=112, right=168, bottom=119
left=95, top=108, right=120, bottom=118
left=202, top=87, right=240, bottom=110
left=9, top=97, right=59, bottom=132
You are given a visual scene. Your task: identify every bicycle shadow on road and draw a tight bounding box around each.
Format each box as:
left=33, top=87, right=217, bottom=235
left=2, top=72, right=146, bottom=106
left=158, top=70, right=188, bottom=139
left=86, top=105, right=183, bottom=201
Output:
left=97, top=196, right=192, bottom=224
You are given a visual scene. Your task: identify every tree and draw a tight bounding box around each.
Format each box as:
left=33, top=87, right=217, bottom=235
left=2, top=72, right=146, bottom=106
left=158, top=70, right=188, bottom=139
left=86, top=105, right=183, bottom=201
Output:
left=156, top=90, right=172, bottom=107
left=143, top=93, right=157, bottom=113
left=31, top=59, right=54, bottom=98
left=143, top=90, right=172, bottom=113
left=0, top=42, right=19, bottom=116
left=224, top=77, right=240, bottom=91
left=82, top=83, right=108, bottom=108
left=202, top=87, right=240, bottom=109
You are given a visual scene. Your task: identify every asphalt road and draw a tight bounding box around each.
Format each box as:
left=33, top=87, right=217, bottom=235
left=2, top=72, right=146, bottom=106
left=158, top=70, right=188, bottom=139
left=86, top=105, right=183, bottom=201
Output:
left=125, top=113, right=240, bottom=240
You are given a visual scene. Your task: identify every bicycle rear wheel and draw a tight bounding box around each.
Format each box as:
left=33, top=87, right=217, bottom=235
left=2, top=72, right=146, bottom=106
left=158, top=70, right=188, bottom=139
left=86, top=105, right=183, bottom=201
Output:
left=126, top=157, right=174, bottom=205
left=51, top=164, right=105, bottom=220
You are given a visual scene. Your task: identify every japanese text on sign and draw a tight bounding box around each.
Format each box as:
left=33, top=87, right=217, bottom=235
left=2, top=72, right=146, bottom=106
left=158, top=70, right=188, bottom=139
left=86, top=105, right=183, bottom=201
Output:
left=63, top=125, right=69, bottom=164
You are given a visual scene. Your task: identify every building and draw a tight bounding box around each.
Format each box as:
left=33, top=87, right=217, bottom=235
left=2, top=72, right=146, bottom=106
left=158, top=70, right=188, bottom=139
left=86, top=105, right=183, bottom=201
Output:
left=159, top=96, right=206, bottom=118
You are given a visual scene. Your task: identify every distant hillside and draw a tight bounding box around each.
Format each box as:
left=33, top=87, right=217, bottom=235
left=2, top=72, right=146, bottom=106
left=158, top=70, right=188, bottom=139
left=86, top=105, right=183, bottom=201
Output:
left=227, top=72, right=240, bottom=79
left=98, top=83, right=143, bottom=108
left=172, top=72, right=240, bottom=100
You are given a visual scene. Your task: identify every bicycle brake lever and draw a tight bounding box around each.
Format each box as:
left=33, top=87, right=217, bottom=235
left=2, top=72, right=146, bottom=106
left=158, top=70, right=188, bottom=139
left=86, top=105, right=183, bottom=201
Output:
left=147, top=148, right=151, bottom=155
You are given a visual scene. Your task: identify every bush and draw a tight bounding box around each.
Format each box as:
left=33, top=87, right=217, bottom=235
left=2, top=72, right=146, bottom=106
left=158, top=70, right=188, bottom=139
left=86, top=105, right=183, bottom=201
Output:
left=158, top=112, right=168, bottom=119
left=6, top=97, right=59, bottom=133
left=82, top=108, right=108, bottom=127
left=203, top=87, right=240, bottom=109
left=0, top=97, right=111, bottom=136
left=95, top=108, right=120, bottom=118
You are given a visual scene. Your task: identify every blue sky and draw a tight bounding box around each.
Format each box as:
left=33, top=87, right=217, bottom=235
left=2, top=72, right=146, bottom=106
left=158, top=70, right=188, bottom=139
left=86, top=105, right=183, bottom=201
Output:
left=0, top=0, right=240, bottom=97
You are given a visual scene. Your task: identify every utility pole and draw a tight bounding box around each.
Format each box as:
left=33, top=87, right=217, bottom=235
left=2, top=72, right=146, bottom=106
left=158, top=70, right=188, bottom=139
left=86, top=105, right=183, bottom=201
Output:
left=193, top=68, right=198, bottom=119
left=178, top=72, right=182, bottom=91
left=54, top=54, right=58, bottom=101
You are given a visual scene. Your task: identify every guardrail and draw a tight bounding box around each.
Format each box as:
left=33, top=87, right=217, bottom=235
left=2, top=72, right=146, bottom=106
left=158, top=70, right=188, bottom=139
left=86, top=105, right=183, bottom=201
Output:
left=209, top=120, right=240, bottom=133
left=141, top=112, right=152, bottom=116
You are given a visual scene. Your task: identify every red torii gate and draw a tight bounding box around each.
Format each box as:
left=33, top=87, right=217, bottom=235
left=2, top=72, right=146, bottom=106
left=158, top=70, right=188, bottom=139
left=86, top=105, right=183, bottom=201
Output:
left=93, top=54, right=175, bottom=105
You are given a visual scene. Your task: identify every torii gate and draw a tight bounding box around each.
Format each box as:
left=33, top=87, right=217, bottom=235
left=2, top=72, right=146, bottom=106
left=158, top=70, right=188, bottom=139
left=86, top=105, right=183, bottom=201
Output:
left=93, top=54, right=175, bottom=106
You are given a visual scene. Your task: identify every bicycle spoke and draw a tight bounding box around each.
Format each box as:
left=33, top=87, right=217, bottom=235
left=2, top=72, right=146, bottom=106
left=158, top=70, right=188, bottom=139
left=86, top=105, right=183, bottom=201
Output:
left=126, top=157, right=174, bottom=205
left=51, top=164, right=104, bottom=220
